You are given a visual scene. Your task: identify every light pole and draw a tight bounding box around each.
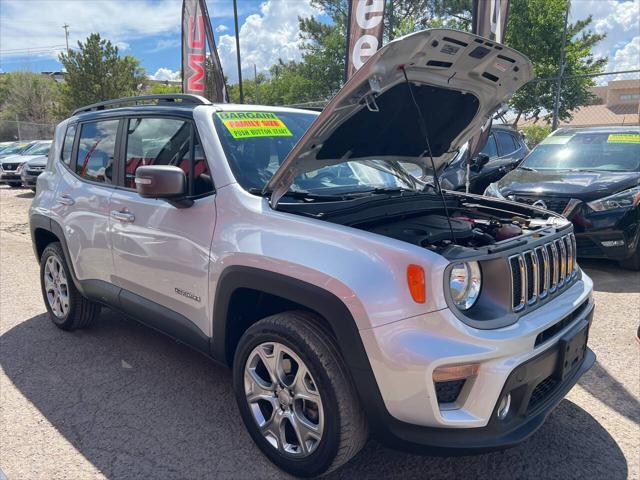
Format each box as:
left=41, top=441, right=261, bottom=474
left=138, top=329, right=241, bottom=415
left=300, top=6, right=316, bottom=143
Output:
left=63, top=23, right=70, bottom=55
left=552, top=0, right=570, bottom=131
left=233, top=0, right=244, bottom=103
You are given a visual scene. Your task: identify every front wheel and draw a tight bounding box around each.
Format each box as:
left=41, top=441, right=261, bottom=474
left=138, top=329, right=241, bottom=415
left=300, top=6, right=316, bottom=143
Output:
left=40, top=242, right=100, bottom=330
left=233, top=312, right=367, bottom=477
left=8, top=183, right=21, bottom=188
left=619, top=247, right=640, bottom=271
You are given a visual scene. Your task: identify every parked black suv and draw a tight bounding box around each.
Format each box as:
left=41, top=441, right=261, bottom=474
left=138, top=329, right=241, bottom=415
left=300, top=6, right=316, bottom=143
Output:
left=485, top=127, right=640, bottom=269
left=438, top=124, right=529, bottom=193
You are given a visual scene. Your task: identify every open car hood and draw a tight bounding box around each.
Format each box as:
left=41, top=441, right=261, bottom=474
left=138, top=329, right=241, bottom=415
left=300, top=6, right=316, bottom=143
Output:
left=266, top=28, right=533, bottom=206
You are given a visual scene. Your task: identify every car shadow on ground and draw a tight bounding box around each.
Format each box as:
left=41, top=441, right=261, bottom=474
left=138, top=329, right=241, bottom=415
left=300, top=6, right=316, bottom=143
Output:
left=580, top=259, right=640, bottom=294
left=0, top=311, right=629, bottom=480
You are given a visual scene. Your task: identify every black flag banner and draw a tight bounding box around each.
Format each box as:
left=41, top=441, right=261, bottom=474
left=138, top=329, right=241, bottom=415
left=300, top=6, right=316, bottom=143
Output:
left=472, top=0, right=510, bottom=43
left=345, top=0, right=386, bottom=82
left=467, top=0, right=510, bottom=192
left=181, top=0, right=228, bottom=102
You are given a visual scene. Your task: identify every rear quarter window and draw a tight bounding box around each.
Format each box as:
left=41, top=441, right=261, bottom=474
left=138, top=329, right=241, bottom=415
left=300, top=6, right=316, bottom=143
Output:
left=61, top=125, right=76, bottom=166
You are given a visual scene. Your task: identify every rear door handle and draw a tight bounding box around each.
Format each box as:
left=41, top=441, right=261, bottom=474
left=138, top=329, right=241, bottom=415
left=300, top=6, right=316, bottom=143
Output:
left=57, top=194, right=75, bottom=206
left=110, top=210, right=135, bottom=223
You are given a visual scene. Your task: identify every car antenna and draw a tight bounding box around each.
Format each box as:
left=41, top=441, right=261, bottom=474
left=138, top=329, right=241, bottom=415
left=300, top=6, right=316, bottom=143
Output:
left=400, top=66, right=456, bottom=243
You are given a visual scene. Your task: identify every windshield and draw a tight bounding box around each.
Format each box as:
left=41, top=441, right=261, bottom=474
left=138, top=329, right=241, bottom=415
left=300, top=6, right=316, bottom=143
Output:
left=1, top=143, right=30, bottom=155
left=521, top=132, right=640, bottom=172
left=23, top=142, right=51, bottom=156
left=213, top=111, right=417, bottom=195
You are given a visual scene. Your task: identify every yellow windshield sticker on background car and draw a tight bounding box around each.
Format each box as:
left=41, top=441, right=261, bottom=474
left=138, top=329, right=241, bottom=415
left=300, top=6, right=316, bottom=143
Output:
left=217, top=112, right=292, bottom=139
left=541, top=135, right=574, bottom=145
left=607, top=133, right=640, bottom=144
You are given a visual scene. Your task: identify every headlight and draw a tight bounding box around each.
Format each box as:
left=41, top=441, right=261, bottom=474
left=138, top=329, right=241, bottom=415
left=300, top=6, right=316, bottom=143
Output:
left=587, top=186, right=640, bottom=212
left=484, top=182, right=504, bottom=199
left=449, top=261, right=482, bottom=310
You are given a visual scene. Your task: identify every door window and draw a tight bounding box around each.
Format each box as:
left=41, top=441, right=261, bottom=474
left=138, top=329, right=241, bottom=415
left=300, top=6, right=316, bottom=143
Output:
left=480, top=134, right=498, bottom=158
left=124, top=117, right=213, bottom=196
left=495, top=131, right=518, bottom=156
left=76, top=120, right=119, bottom=183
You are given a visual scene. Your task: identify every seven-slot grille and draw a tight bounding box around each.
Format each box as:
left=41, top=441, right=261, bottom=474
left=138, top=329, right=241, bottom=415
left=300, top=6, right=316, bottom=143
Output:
left=509, top=234, right=577, bottom=312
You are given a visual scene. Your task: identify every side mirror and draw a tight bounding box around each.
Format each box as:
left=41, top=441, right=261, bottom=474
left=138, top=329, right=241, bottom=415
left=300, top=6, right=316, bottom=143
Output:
left=471, top=153, right=490, bottom=170
left=135, top=165, right=193, bottom=208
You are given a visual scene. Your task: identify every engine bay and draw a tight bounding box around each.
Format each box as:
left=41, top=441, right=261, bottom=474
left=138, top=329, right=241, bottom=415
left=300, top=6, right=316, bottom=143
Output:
left=277, top=191, right=570, bottom=254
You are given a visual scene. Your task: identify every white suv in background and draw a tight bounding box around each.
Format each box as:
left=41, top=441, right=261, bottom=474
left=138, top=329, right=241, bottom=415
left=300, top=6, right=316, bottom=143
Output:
left=29, top=30, right=594, bottom=477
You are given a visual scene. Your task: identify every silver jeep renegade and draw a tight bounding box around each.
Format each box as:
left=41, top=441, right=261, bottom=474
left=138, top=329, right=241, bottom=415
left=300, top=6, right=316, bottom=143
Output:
left=29, top=29, right=595, bottom=477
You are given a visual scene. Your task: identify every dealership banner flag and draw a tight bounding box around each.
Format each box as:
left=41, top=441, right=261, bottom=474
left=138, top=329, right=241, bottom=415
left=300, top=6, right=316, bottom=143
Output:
left=344, top=0, right=386, bottom=81
left=472, top=0, right=510, bottom=43
left=181, top=0, right=228, bottom=102
left=466, top=0, right=510, bottom=192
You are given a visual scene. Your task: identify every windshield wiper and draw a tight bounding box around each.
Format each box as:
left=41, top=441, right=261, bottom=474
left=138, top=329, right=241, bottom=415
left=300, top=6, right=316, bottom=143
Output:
left=249, top=188, right=350, bottom=201
left=519, top=166, right=537, bottom=171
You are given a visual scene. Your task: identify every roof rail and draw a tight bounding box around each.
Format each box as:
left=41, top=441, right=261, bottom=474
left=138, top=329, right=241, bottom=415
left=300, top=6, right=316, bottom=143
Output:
left=72, top=94, right=212, bottom=116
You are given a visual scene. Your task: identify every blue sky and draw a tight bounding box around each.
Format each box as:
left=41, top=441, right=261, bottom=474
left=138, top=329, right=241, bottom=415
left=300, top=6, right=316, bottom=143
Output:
left=0, top=0, right=638, bottom=84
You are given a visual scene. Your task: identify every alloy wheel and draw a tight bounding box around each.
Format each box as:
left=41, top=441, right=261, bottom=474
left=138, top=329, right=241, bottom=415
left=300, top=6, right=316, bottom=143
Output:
left=44, top=255, right=70, bottom=317
left=244, top=342, right=324, bottom=457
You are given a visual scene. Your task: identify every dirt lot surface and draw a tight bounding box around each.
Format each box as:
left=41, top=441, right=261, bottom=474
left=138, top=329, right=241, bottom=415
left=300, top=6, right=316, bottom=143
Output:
left=1, top=185, right=639, bottom=480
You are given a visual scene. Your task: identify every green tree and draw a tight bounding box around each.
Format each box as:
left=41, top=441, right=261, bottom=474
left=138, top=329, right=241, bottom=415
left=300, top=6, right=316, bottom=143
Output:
left=520, top=123, right=552, bottom=148
left=0, top=71, right=59, bottom=141
left=58, top=33, right=146, bottom=115
left=506, top=0, right=606, bottom=124
left=148, top=82, right=182, bottom=94
left=296, top=0, right=472, bottom=100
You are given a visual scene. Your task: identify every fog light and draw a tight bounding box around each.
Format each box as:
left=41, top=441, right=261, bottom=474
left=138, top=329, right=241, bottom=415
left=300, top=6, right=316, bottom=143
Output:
left=601, top=240, right=624, bottom=248
left=497, top=393, right=511, bottom=420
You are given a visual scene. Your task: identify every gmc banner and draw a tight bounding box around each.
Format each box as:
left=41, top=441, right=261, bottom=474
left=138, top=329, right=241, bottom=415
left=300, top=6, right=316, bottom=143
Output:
left=181, top=0, right=228, bottom=102
left=472, top=0, right=510, bottom=42
left=344, top=0, right=386, bottom=81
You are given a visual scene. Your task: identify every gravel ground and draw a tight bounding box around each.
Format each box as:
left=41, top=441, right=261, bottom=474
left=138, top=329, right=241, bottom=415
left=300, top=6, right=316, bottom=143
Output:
left=1, top=185, right=638, bottom=480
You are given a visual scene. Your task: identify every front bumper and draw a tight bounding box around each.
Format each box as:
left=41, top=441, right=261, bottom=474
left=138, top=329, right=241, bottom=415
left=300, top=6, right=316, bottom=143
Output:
left=0, top=171, right=21, bottom=183
left=21, top=171, right=41, bottom=187
left=357, top=274, right=594, bottom=453
left=570, top=206, right=639, bottom=260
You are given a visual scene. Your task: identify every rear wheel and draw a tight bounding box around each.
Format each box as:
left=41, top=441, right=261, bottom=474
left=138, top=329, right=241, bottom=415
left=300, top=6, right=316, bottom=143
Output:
left=40, top=242, right=100, bottom=330
left=8, top=183, right=21, bottom=188
left=233, top=311, right=367, bottom=477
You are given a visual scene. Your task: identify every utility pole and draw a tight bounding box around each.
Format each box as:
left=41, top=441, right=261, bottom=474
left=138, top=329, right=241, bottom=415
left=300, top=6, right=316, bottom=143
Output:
left=552, top=0, right=570, bottom=131
left=254, top=64, right=259, bottom=104
left=233, top=0, right=244, bottom=103
left=15, top=115, right=22, bottom=141
left=62, top=23, right=70, bottom=55
left=388, top=0, right=394, bottom=41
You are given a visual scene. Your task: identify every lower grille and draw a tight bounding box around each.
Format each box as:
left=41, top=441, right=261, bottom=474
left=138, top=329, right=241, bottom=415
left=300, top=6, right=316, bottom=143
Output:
left=527, top=376, right=559, bottom=413
left=435, top=379, right=465, bottom=404
left=509, top=234, right=577, bottom=312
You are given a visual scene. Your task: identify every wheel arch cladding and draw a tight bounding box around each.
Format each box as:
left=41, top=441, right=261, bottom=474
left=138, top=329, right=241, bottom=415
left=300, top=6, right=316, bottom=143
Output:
left=211, top=266, right=375, bottom=374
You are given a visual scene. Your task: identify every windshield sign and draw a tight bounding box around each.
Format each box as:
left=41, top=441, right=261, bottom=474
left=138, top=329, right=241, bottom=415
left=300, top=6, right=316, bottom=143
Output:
left=213, top=111, right=417, bottom=195
left=521, top=132, right=640, bottom=172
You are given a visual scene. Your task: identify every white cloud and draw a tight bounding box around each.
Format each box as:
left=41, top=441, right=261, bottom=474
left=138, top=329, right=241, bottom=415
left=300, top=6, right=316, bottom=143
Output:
left=216, top=24, right=229, bottom=33
left=217, top=0, right=321, bottom=83
left=570, top=0, right=640, bottom=72
left=149, top=67, right=181, bottom=82
left=609, top=36, right=640, bottom=72
left=0, top=0, right=244, bottom=60
left=148, top=38, right=182, bottom=53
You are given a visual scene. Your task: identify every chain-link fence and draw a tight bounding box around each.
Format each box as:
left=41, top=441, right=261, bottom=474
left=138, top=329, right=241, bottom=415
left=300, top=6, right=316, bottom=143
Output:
left=0, top=119, right=56, bottom=142
left=512, top=70, right=640, bottom=130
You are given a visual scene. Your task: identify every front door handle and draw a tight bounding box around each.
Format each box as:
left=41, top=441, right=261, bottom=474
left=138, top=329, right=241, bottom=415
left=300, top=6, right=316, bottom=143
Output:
left=57, top=194, right=75, bottom=206
left=110, top=210, right=135, bottom=223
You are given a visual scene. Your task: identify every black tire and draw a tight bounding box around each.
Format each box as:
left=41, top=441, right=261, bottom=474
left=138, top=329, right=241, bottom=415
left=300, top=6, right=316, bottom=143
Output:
left=40, top=242, right=100, bottom=330
left=30, top=187, right=36, bottom=192
left=233, top=311, right=368, bottom=477
left=8, top=183, right=21, bottom=188
left=619, top=247, right=640, bottom=271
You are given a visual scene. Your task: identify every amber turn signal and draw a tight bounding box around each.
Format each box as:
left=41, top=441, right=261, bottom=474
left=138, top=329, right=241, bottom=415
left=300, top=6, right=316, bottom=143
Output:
left=406, top=264, right=426, bottom=303
left=433, top=363, right=480, bottom=382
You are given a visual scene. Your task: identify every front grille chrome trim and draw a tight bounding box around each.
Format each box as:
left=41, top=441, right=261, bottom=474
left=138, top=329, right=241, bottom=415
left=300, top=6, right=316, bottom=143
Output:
left=509, top=233, right=577, bottom=312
